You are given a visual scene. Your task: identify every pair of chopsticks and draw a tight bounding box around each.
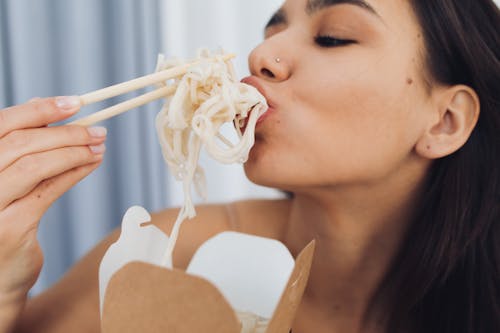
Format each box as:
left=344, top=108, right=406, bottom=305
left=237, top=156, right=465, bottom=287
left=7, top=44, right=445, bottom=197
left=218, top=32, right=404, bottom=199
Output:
left=69, top=54, right=235, bottom=126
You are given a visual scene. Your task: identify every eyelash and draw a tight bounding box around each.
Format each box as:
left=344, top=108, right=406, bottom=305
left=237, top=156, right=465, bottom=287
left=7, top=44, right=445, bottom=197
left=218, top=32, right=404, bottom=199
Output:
left=314, top=35, right=355, bottom=48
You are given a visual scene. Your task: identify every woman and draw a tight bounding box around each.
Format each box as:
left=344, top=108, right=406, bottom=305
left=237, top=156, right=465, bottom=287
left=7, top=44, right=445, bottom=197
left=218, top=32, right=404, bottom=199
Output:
left=1, top=0, right=498, bottom=332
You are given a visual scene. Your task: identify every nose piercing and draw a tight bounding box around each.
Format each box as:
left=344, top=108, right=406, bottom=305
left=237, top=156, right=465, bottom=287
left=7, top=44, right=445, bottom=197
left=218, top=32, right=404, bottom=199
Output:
left=275, top=57, right=281, bottom=63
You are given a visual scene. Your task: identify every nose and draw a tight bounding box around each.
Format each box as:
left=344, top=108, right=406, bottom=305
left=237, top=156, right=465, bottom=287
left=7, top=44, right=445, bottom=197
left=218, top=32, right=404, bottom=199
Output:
left=248, top=35, right=291, bottom=82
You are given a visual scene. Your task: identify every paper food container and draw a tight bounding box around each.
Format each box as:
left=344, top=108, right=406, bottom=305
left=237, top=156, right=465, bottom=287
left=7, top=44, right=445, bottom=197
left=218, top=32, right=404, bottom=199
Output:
left=99, top=206, right=315, bottom=333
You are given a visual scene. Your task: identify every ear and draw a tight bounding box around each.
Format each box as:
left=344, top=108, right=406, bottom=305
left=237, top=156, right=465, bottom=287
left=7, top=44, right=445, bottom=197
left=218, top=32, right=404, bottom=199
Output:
left=415, top=85, right=480, bottom=159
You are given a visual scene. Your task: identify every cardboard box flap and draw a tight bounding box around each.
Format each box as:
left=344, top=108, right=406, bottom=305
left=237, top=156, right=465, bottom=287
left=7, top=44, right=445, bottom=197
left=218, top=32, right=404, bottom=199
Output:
left=99, top=206, right=316, bottom=333
left=266, top=240, right=315, bottom=333
left=101, top=262, right=241, bottom=333
left=101, top=241, right=315, bottom=333
left=99, top=206, right=170, bottom=312
left=186, top=231, right=296, bottom=319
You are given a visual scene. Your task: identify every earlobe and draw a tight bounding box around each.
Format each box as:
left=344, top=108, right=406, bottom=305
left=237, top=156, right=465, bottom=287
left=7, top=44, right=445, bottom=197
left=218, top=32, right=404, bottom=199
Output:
left=415, top=85, right=480, bottom=159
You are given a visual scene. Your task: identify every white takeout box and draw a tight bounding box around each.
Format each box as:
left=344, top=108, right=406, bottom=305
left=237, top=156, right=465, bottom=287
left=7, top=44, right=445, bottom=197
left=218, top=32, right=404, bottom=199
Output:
left=99, top=206, right=315, bottom=333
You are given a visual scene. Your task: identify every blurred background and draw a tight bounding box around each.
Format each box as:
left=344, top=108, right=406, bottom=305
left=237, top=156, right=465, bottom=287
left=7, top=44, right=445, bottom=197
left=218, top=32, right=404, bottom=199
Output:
left=0, top=0, right=283, bottom=294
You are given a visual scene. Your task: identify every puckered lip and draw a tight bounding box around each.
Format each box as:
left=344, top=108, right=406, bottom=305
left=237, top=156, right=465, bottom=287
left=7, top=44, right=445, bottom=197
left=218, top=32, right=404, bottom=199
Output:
left=240, top=76, right=276, bottom=110
left=238, top=76, right=276, bottom=135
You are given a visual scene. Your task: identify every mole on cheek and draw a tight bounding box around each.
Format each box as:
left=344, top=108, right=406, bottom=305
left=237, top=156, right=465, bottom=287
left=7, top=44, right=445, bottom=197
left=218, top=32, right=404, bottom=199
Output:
left=406, top=78, right=414, bottom=85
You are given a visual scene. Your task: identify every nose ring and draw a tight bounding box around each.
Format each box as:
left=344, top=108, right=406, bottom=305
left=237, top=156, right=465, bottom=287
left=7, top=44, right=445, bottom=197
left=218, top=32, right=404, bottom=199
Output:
left=275, top=57, right=281, bottom=63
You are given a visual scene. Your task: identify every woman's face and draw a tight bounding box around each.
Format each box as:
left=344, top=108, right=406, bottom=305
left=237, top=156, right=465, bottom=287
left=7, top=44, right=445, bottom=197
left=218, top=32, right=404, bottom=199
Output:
left=243, top=0, right=433, bottom=190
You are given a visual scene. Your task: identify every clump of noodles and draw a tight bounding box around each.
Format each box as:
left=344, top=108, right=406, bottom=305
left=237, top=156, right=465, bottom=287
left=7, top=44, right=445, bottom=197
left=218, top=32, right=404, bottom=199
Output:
left=154, top=49, right=267, bottom=268
left=237, top=311, right=270, bottom=333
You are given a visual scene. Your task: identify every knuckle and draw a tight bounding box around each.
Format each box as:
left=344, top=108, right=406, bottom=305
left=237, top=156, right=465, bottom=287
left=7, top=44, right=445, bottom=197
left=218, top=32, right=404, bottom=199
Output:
left=31, top=175, right=73, bottom=213
left=75, top=146, right=94, bottom=161
left=64, top=125, right=90, bottom=142
left=33, top=99, right=57, bottom=118
left=5, top=130, right=30, bottom=149
left=61, top=147, right=91, bottom=165
left=29, top=100, right=42, bottom=113
left=34, top=178, right=54, bottom=199
left=15, top=154, right=40, bottom=175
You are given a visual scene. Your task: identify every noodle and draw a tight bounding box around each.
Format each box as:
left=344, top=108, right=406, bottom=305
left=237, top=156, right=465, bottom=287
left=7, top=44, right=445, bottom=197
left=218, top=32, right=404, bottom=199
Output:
left=154, top=49, right=267, bottom=268
left=237, top=311, right=270, bottom=333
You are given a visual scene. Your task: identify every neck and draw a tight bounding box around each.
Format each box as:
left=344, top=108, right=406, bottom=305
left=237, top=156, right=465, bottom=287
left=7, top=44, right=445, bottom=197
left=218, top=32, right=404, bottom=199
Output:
left=284, top=161, right=428, bottom=332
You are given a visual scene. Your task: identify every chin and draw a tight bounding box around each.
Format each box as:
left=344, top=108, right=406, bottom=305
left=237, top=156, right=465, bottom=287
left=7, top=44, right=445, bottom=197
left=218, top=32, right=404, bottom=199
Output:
left=243, top=157, right=297, bottom=192
left=244, top=157, right=280, bottom=189
left=243, top=137, right=305, bottom=190
left=243, top=158, right=270, bottom=186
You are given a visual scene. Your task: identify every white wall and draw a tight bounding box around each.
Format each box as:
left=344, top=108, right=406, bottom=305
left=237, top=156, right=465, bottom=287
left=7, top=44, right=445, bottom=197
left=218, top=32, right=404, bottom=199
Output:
left=158, top=0, right=284, bottom=206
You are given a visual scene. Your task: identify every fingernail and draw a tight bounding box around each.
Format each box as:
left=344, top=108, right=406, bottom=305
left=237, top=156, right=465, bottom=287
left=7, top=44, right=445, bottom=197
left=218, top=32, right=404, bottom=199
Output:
left=55, top=96, right=81, bottom=112
left=89, top=144, right=106, bottom=154
left=87, top=126, right=107, bottom=138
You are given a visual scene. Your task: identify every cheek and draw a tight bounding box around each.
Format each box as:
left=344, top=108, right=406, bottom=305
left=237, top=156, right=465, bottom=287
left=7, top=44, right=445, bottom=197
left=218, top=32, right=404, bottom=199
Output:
left=244, top=110, right=415, bottom=189
left=245, top=53, right=428, bottom=187
left=299, top=75, right=423, bottom=163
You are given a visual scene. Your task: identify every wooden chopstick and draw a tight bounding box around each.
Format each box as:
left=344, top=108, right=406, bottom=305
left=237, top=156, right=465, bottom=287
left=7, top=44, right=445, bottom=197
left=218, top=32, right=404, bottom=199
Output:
left=69, top=85, right=176, bottom=126
left=68, top=53, right=236, bottom=126
left=79, top=53, right=235, bottom=106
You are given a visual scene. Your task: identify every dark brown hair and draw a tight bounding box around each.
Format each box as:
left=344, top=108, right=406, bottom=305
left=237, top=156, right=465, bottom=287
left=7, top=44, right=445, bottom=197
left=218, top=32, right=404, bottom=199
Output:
left=382, top=1, right=500, bottom=332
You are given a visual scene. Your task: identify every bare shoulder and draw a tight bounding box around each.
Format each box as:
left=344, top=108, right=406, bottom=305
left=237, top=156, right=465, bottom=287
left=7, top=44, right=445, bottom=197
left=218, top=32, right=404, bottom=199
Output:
left=152, top=198, right=291, bottom=270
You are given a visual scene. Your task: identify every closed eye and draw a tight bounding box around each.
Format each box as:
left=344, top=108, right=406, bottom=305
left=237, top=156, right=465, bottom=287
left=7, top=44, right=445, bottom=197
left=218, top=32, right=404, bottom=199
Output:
left=314, top=35, right=356, bottom=47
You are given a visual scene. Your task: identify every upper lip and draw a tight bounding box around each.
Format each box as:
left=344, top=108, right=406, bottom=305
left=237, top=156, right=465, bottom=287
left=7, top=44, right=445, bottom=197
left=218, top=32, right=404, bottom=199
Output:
left=240, top=76, right=275, bottom=109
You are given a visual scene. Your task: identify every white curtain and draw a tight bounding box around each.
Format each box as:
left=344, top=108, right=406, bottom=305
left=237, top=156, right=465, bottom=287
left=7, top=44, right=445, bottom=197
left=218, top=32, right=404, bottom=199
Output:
left=0, top=0, right=284, bottom=295
left=0, top=0, right=169, bottom=295
left=158, top=0, right=284, bottom=207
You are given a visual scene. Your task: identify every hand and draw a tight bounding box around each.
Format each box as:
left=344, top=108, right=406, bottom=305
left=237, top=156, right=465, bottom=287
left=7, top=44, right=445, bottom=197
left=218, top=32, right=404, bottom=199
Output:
left=0, top=97, right=107, bottom=332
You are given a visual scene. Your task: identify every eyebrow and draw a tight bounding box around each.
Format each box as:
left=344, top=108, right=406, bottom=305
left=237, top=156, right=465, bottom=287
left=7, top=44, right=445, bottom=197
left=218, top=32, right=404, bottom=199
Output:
left=306, top=0, right=379, bottom=16
left=265, top=8, right=287, bottom=30
left=265, top=0, right=381, bottom=30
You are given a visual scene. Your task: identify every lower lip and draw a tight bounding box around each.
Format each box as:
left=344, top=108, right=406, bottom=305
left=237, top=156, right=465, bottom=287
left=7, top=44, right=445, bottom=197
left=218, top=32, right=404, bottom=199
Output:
left=256, top=107, right=274, bottom=126
left=239, top=107, right=274, bottom=134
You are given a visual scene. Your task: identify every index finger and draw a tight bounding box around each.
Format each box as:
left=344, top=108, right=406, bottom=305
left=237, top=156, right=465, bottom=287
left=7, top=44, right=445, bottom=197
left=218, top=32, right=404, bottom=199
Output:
left=0, top=96, right=81, bottom=138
